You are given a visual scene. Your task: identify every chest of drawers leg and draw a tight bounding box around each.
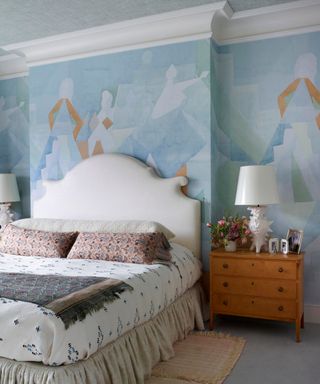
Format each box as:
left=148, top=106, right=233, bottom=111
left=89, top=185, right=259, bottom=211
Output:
left=209, top=250, right=304, bottom=342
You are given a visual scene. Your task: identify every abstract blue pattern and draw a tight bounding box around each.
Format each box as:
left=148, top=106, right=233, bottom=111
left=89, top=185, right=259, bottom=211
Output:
left=4, top=29, right=320, bottom=308
left=0, top=76, right=30, bottom=218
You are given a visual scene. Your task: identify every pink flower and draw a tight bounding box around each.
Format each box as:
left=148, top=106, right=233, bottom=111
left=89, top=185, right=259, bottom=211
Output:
left=208, top=215, right=251, bottom=247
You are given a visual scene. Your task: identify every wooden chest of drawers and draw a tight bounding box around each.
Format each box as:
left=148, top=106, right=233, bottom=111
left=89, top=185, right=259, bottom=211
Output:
left=210, top=249, right=304, bottom=342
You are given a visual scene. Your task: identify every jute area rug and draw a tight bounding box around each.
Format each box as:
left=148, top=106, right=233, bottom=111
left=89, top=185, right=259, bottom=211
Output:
left=146, top=332, right=245, bottom=384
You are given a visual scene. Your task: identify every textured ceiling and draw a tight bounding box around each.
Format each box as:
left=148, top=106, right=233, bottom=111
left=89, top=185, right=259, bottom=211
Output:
left=0, top=0, right=300, bottom=47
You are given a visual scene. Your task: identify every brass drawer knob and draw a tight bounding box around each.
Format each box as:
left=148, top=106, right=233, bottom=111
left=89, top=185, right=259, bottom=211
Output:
left=278, top=267, right=284, bottom=273
left=223, top=263, right=229, bottom=269
left=223, top=282, right=229, bottom=288
left=278, top=286, right=284, bottom=292
left=223, top=300, right=228, bottom=306
left=278, top=306, right=284, bottom=312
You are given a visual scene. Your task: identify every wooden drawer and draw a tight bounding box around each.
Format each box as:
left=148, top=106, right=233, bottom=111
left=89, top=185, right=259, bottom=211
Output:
left=212, top=276, right=296, bottom=299
left=212, top=293, right=296, bottom=320
left=212, top=257, right=296, bottom=280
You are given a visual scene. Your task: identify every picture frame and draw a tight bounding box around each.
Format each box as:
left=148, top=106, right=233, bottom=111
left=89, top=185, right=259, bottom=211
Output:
left=286, top=228, right=303, bottom=254
left=280, top=239, right=288, bottom=255
left=268, top=238, right=279, bottom=254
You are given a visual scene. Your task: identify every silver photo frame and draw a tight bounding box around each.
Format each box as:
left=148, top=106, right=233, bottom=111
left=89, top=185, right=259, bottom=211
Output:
left=268, top=238, right=279, bottom=254
left=280, top=239, right=288, bottom=255
left=286, top=229, right=303, bottom=254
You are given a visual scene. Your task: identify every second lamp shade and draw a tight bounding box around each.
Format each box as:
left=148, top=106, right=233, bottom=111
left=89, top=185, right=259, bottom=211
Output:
left=235, top=165, right=279, bottom=206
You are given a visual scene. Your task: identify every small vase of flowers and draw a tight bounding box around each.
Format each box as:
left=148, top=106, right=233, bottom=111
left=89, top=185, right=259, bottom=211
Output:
left=207, top=215, right=251, bottom=251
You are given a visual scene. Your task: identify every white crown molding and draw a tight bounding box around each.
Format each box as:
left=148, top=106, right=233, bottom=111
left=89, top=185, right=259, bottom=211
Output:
left=213, top=0, right=320, bottom=45
left=0, top=52, right=28, bottom=80
left=1, top=0, right=320, bottom=74
left=2, top=3, right=225, bottom=68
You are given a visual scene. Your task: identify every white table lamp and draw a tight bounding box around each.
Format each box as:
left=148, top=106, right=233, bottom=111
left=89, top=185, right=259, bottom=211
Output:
left=0, top=174, right=20, bottom=228
left=235, top=165, right=279, bottom=253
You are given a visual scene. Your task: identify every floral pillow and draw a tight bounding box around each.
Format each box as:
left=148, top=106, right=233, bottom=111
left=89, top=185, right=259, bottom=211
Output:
left=67, top=232, right=172, bottom=264
left=0, top=224, right=78, bottom=258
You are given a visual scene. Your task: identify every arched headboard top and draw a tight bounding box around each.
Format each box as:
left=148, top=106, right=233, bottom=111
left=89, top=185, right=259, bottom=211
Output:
left=33, top=154, right=200, bottom=258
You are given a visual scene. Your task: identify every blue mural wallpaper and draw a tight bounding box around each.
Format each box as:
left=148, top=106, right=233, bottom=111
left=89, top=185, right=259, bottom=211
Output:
left=0, top=76, right=29, bottom=218
left=3, top=29, right=320, bottom=306
left=29, top=39, right=212, bottom=262
left=212, top=30, right=320, bottom=304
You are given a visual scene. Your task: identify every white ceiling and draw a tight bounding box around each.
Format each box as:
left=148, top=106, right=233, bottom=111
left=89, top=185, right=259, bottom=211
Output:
left=0, top=0, right=300, bottom=47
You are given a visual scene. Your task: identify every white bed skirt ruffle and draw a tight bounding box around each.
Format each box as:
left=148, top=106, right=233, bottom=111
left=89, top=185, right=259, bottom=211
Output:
left=0, top=283, right=204, bottom=384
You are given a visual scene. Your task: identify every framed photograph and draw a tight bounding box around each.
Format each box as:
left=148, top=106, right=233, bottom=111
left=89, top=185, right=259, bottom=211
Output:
left=269, top=238, right=279, bottom=254
left=280, top=239, right=288, bottom=255
left=286, top=229, right=303, bottom=254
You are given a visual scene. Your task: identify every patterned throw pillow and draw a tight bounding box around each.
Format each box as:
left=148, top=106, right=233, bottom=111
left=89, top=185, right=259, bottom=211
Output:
left=67, top=232, right=172, bottom=264
left=0, top=224, right=78, bottom=258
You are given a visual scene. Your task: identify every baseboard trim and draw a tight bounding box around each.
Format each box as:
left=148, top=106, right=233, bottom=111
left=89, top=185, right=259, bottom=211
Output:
left=304, top=304, right=320, bottom=324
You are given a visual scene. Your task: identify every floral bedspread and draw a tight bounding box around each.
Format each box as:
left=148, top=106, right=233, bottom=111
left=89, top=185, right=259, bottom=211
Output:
left=0, top=243, right=201, bottom=366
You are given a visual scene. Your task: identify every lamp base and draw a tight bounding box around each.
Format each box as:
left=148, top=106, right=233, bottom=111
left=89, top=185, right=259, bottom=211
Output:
left=0, top=203, right=13, bottom=229
left=248, top=206, right=273, bottom=253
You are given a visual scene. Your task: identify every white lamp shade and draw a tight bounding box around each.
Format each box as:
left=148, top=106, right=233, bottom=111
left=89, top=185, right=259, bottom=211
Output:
left=235, top=165, right=279, bottom=206
left=0, top=174, right=20, bottom=203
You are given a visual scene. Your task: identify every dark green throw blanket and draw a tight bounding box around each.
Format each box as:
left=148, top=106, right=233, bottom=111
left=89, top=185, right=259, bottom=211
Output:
left=0, top=273, right=132, bottom=328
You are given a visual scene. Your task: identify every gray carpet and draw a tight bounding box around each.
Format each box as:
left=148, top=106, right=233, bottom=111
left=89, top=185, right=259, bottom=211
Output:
left=212, top=316, right=320, bottom=384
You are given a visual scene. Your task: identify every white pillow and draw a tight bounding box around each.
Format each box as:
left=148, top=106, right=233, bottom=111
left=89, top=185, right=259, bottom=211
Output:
left=13, top=218, right=175, bottom=240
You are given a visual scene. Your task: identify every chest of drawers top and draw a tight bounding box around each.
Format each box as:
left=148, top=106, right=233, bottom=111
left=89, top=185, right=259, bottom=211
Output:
left=211, top=249, right=302, bottom=280
left=211, top=249, right=303, bottom=261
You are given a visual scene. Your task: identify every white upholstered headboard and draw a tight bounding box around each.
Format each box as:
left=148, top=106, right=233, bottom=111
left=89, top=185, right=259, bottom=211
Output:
left=33, top=154, right=201, bottom=258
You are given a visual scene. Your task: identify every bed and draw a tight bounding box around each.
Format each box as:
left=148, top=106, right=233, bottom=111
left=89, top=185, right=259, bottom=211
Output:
left=0, top=154, right=204, bottom=384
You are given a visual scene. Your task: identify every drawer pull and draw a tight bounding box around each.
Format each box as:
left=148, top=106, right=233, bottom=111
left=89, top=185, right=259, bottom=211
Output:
left=251, top=263, right=255, bottom=267
left=251, top=300, right=255, bottom=304
left=223, top=300, right=228, bottom=306
left=278, top=287, right=284, bottom=292
left=223, top=263, right=229, bottom=269
left=223, top=282, right=229, bottom=288
left=278, top=267, right=284, bottom=273
left=251, top=282, right=254, bottom=286
left=278, top=306, right=284, bottom=312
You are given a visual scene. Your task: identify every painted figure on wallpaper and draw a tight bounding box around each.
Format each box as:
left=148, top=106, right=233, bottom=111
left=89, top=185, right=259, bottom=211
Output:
left=151, top=64, right=209, bottom=119
left=278, top=53, right=320, bottom=129
left=34, top=78, right=83, bottom=184
left=120, top=62, right=208, bottom=180
left=48, top=78, right=83, bottom=140
left=147, top=64, right=209, bottom=185
left=262, top=53, right=320, bottom=202
left=88, top=90, right=115, bottom=156
left=0, top=96, right=24, bottom=131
